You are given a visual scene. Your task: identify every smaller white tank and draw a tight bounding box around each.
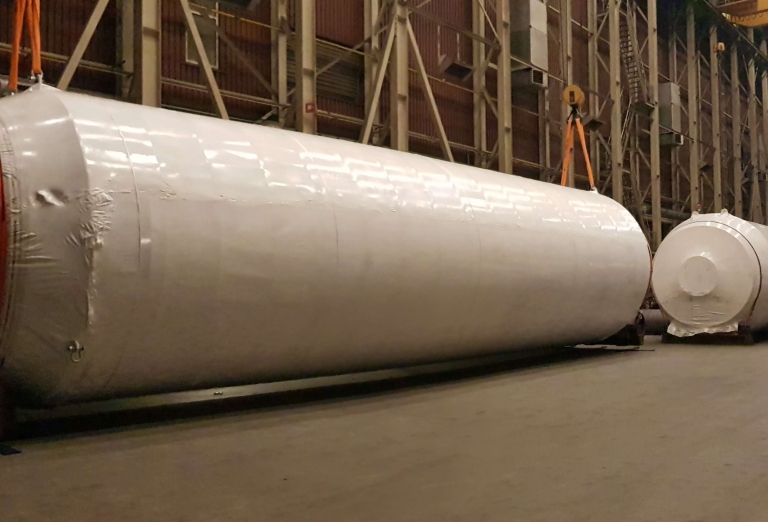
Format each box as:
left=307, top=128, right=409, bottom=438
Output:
left=652, top=211, right=768, bottom=337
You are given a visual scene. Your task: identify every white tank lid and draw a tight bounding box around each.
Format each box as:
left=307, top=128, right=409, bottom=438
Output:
left=652, top=218, right=761, bottom=336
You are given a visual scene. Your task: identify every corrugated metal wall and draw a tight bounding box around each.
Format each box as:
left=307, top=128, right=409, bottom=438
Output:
left=161, top=0, right=272, bottom=120
left=409, top=2, right=474, bottom=155
left=312, top=0, right=366, bottom=140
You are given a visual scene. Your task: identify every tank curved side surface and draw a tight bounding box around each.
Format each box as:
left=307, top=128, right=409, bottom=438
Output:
left=0, top=87, right=651, bottom=407
left=652, top=211, right=768, bottom=337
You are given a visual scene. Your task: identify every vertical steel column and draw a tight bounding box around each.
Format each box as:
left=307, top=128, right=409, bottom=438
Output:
left=670, top=23, right=680, bottom=206
left=732, top=44, right=743, bottom=217
left=560, top=0, right=574, bottom=186
left=686, top=6, right=699, bottom=213
left=271, top=0, right=288, bottom=127
left=711, top=25, right=723, bottom=212
left=538, top=91, right=551, bottom=179
left=538, top=0, right=551, bottom=180
left=748, top=30, right=761, bottom=221
left=609, top=0, right=623, bottom=202
left=496, top=0, right=513, bottom=174
left=295, top=0, right=317, bottom=134
left=132, top=0, right=161, bottom=107
left=648, top=0, right=661, bottom=248
left=762, top=39, right=768, bottom=218
left=473, top=0, right=487, bottom=167
left=364, top=0, right=381, bottom=102
left=120, top=0, right=135, bottom=100
left=390, top=0, right=409, bottom=152
left=364, top=0, right=381, bottom=142
left=588, top=0, right=599, bottom=185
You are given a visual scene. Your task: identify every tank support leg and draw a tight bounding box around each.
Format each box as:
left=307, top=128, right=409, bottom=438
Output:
left=589, top=312, right=646, bottom=347
left=0, top=383, right=16, bottom=441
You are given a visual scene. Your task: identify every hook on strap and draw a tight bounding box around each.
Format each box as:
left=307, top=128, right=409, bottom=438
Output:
left=9, top=0, right=43, bottom=93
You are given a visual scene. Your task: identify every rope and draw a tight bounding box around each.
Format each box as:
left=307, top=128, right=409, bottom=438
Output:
left=9, top=0, right=42, bottom=93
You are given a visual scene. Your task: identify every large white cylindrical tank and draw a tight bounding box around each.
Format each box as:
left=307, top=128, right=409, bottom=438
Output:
left=0, top=87, right=650, bottom=407
left=652, top=211, right=768, bottom=337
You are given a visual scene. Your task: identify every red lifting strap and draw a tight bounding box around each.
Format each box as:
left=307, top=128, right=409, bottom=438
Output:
left=9, top=0, right=42, bottom=93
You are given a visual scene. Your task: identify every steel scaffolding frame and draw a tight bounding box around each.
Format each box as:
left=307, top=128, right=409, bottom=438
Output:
left=13, top=0, right=768, bottom=249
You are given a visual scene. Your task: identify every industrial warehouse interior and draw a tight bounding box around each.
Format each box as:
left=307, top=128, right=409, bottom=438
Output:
left=4, top=0, right=768, bottom=520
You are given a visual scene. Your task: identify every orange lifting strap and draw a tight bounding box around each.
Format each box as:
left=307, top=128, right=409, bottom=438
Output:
left=9, top=0, right=43, bottom=93
left=560, top=85, right=596, bottom=191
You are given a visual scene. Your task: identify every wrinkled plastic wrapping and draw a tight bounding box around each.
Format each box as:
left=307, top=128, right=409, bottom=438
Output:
left=0, top=87, right=651, bottom=407
left=652, top=211, right=768, bottom=337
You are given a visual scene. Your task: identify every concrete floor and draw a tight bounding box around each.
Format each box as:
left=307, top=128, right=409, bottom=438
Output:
left=2, top=339, right=768, bottom=521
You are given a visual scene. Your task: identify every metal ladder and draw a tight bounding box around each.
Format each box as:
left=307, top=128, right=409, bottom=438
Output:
left=619, top=5, right=647, bottom=107
left=598, top=1, right=648, bottom=220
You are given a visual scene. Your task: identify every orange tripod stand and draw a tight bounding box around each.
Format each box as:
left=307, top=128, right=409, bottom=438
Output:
left=560, top=85, right=596, bottom=191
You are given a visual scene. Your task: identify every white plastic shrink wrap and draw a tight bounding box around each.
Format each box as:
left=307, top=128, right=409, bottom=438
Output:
left=0, top=87, right=651, bottom=406
left=653, top=211, right=768, bottom=337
